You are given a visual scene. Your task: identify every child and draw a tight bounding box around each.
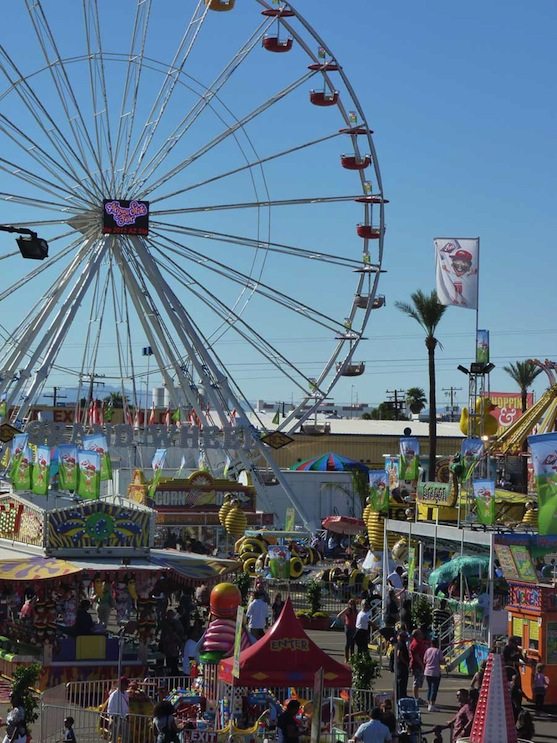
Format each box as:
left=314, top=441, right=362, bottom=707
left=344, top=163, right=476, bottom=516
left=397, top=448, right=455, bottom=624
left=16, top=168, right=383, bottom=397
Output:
left=533, top=662, right=550, bottom=712
left=62, top=716, right=76, bottom=742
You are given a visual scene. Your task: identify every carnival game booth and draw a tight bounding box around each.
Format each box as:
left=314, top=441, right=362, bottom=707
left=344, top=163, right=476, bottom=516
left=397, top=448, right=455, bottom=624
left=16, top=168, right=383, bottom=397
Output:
left=217, top=599, right=351, bottom=740
left=0, top=487, right=238, bottom=689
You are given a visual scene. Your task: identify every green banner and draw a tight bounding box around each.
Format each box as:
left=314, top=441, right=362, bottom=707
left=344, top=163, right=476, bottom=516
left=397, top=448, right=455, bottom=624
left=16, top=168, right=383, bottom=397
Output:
left=31, top=445, right=50, bottom=496
left=529, top=432, right=557, bottom=535
left=407, top=546, right=416, bottom=592
left=77, top=450, right=101, bottom=500
left=57, top=445, right=79, bottom=492
left=473, top=479, right=496, bottom=525
left=369, top=470, right=389, bottom=512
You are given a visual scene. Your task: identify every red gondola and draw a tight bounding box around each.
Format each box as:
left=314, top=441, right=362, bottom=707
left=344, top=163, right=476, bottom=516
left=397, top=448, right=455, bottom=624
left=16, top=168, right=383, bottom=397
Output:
left=339, top=125, right=372, bottom=135
left=261, top=8, right=295, bottom=17
left=309, top=90, right=339, bottom=106
left=308, top=61, right=340, bottom=71
left=340, top=154, right=371, bottom=170
left=205, top=0, right=235, bottom=10
left=355, top=195, right=389, bottom=204
left=262, top=36, right=293, bottom=53
left=356, top=224, right=381, bottom=239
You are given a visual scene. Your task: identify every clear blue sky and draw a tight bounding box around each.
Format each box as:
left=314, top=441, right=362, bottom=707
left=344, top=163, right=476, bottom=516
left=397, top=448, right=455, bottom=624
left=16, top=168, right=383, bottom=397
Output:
left=0, top=1, right=555, bottom=413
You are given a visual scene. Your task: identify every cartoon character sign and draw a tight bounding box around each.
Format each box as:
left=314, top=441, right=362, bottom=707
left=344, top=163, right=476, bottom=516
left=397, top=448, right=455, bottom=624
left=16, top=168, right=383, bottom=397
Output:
left=434, top=238, right=479, bottom=309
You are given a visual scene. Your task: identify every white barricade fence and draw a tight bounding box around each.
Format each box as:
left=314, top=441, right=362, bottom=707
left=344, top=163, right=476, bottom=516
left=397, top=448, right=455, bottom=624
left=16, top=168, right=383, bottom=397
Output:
left=39, top=702, right=154, bottom=743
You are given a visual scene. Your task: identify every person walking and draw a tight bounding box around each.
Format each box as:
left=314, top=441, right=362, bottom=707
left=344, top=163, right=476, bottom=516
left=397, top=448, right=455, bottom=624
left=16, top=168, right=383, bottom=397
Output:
left=277, top=700, right=301, bottom=743
left=0, top=692, right=27, bottom=743
left=271, top=593, right=285, bottom=623
left=409, top=628, right=429, bottom=703
left=335, top=598, right=358, bottom=662
left=394, top=630, right=410, bottom=702
left=423, top=637, right=445, bottom=711
left=106, top=677, right=129, bottom=743
left=353, top=707, right=392, bottom=743
left=246, top=591, right=269, bottom=639
left=153, top=699, right=181, bottom=743
left=533, top=662, right=549, bottom=712
left=354, top=600, right=372, bottom=655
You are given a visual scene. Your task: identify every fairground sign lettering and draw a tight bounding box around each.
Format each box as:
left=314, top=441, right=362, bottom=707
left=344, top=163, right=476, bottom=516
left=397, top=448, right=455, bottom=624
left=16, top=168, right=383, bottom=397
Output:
left=417, top=481, right=456, bottom=507
left=22, top=422, right=258, bottom=449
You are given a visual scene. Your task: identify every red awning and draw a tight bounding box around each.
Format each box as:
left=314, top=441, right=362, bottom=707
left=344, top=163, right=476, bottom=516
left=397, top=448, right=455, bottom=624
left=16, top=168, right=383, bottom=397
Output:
left=218, top=598, right=351, bottom=688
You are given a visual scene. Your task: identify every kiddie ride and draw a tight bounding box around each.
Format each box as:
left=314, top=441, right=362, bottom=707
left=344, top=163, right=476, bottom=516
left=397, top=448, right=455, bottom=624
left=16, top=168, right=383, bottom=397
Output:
left=234, top=531, right=320, bottom=580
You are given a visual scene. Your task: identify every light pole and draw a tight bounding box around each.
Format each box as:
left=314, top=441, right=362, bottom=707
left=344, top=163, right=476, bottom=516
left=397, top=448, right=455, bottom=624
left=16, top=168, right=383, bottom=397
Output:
left=0, top=224, right=49, bottom=260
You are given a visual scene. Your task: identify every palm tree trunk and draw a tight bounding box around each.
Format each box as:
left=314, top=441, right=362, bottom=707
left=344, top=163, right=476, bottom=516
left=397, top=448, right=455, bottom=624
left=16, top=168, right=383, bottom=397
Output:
left=427, top=338, right=437, bottom=478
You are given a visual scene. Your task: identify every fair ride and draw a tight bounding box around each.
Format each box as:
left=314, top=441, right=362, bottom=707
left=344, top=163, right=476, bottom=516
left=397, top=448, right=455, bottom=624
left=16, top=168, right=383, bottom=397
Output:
left=0, top=0, right=387, bottom=531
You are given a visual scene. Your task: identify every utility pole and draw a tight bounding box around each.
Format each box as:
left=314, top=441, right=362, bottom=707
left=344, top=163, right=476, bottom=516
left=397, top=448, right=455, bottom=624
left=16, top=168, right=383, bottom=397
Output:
left=44, top=386, right=67, bottom=408
left=443, top=386, right=462, bottom=421
left=386, top=388, right=406, bottom=421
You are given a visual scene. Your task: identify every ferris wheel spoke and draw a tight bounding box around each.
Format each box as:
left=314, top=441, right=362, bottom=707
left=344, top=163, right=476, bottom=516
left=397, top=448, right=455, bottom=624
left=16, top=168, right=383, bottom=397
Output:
left=153, top=194, right=363, bottom=216
left=113, top=0, right=153, bottom=193
left=140, top=67, right=317, bottom=198
left=128, top=15, right=274, bottom=195
left=152, top=243, right=326, bottom=395
left=0, top=115, right=100, bottom=205
left=24, top=0, right=111, bottom=194
left=7, top=239, right=109, bottom=418
left=0, top=49, right=104, bottom=201
left=151, top=221, right=369, bottom=269
left=151, top=231, right=346, bottom=334
left=151, top=130, right=340, bottom=204
left=82, top=1, right=117, bottom=194
left=122, top=1, right=211, bottom=191
left=0, top=157, right=86, bottom=207
left=0, top=191, right=79, bottom=214
left=0, top=235, right=100, bottom=395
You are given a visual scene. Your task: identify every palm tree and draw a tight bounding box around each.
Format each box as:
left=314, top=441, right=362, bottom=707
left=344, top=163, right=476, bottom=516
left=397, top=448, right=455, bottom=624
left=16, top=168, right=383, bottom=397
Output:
left=502, top=360, right=542, bottom=413
left=406, top=387, right=427, bottom=415
left=395, top=290, right=447, bottom=478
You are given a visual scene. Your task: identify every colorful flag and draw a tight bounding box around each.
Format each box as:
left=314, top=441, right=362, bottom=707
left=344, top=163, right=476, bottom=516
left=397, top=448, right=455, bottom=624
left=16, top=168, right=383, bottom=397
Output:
left=0, top=400, right=7, bottom=418
left=460, top=437, right=484, bottom=481
left=198, top=450, right=208, bottom=472
left=171, top=409, right=181, bottom=424
left=32, top=445, right=51, bottom=496
left=77, top=450, right=101, bottom=500
left=223, top=455, right=231, bottom=478
left=229, top=409, right=237, bottom=427
left=149, top=448, right=167, bottom=499
left=528, top=432, right=557, bottom=535
left=473, top=479, right=496, bottom=525
left=57, top=444, right=79, bottom=491
left=272, top=410, right=280, bottom=425
left=164, top=408, right=171, bottom=426
left=369, top=469, right=389, bottom=512
left=148, top=404, right=156, bottom=425
left=174, top=453, right=187, bottom=480
left=434, top=237, right=479, bottom=310
left=399, top=436, right=420, bottom=481
left=385, top=455, right=399, bottom=492
left=83, top=433, right=112, bottom=481
left=476, top=329, right=490, bottom=364
left=10, top=433, right=31, bottom=491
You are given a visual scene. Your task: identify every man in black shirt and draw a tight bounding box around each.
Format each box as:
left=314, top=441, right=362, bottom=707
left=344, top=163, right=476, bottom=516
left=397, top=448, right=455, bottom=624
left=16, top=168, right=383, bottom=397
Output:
left=277, top=700, right=300, bottom=743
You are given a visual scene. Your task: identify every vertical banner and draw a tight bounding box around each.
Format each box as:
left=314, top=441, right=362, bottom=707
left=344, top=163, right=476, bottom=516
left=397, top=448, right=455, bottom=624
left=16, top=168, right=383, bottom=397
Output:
left=407, top=546, right=416, bottom=593
left=232, top=605, right=244, bottom=679
left=285, top=507, right=296, bottom=531
left=460, top=438, right=484, bottom=482
left=528, top=432, right=557, bottom=535
left=473, top=479, right=496, bottom=525
left=369, top=470, right=389, bottom=512
left=399, top=437, right=420, bottom=481
left=77, top=450, right=101, bottom=500
left=57, top=444, right=79, bottom=491
left=149, top=448, right=167, bottom=499
left=83, top=433, right=112, bottom=481
left=385, top=455, right=400, bottom=492
left=310, top=667, right=324, bottom=743
left=10, top=434, right=31, bottom=491
left=434, top=237, right=479, bottom=309
left=32, top=445, right=51, bottom=496
left=476, top=329, right=490, bottom=364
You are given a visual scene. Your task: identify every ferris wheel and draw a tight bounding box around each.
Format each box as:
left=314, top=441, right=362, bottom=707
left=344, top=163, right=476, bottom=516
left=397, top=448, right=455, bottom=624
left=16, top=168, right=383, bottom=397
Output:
left=0, top=0, right=386, bottom=522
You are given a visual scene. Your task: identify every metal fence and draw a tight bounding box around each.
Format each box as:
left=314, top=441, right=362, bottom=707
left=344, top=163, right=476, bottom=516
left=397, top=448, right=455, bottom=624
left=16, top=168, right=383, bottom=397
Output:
left=40, top=702, right=154, bottom=743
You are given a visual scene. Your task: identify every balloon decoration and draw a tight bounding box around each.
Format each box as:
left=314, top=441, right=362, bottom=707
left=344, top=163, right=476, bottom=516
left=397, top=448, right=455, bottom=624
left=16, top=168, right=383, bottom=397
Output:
left=200, top=582, right=252, bottom=662
left=365, top=509, right=396, bottom=552
left=219, top=493, right=234, bottom=527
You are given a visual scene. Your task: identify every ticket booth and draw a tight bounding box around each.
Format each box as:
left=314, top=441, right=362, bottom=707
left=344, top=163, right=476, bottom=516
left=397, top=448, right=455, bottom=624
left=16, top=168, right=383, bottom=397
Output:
left=506, top=581, right=557, bottom=704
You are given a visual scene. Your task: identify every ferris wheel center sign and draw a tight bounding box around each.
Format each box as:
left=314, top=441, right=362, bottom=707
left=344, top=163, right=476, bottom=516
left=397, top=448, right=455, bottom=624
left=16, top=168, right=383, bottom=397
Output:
left=102, top=199, right=150, bottom=236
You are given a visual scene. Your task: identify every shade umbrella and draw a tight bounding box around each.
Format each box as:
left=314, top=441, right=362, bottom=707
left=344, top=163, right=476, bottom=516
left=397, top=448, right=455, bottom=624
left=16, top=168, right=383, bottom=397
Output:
left=321, top=515, right=365, bottom=535
left=428, top=555, right=490, bottom=588
left=290, top=452, right=369, bottom=472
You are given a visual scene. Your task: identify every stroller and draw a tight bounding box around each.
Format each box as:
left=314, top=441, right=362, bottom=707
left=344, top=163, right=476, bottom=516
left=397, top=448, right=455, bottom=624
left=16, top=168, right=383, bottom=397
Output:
left=397, top=697, right=423, bottom=743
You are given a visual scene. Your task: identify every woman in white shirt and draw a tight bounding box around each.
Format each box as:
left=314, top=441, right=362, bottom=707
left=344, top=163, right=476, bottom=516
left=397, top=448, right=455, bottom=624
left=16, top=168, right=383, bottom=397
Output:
left=354, top=600, right=371, bottom=655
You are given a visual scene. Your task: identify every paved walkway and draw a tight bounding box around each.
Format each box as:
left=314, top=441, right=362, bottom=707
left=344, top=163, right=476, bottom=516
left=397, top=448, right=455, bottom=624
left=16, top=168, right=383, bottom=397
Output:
left=311, top=629, right=557, bottom=742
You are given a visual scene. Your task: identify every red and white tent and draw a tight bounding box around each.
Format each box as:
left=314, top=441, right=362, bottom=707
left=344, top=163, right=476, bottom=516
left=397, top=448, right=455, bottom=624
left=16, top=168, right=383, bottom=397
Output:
left=218, top=598, right=351, bottom=688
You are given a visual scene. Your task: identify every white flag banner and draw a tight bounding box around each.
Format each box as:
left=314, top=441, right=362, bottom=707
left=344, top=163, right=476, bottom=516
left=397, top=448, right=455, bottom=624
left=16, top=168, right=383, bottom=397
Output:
left=434, top=237, right=479, bottom=309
